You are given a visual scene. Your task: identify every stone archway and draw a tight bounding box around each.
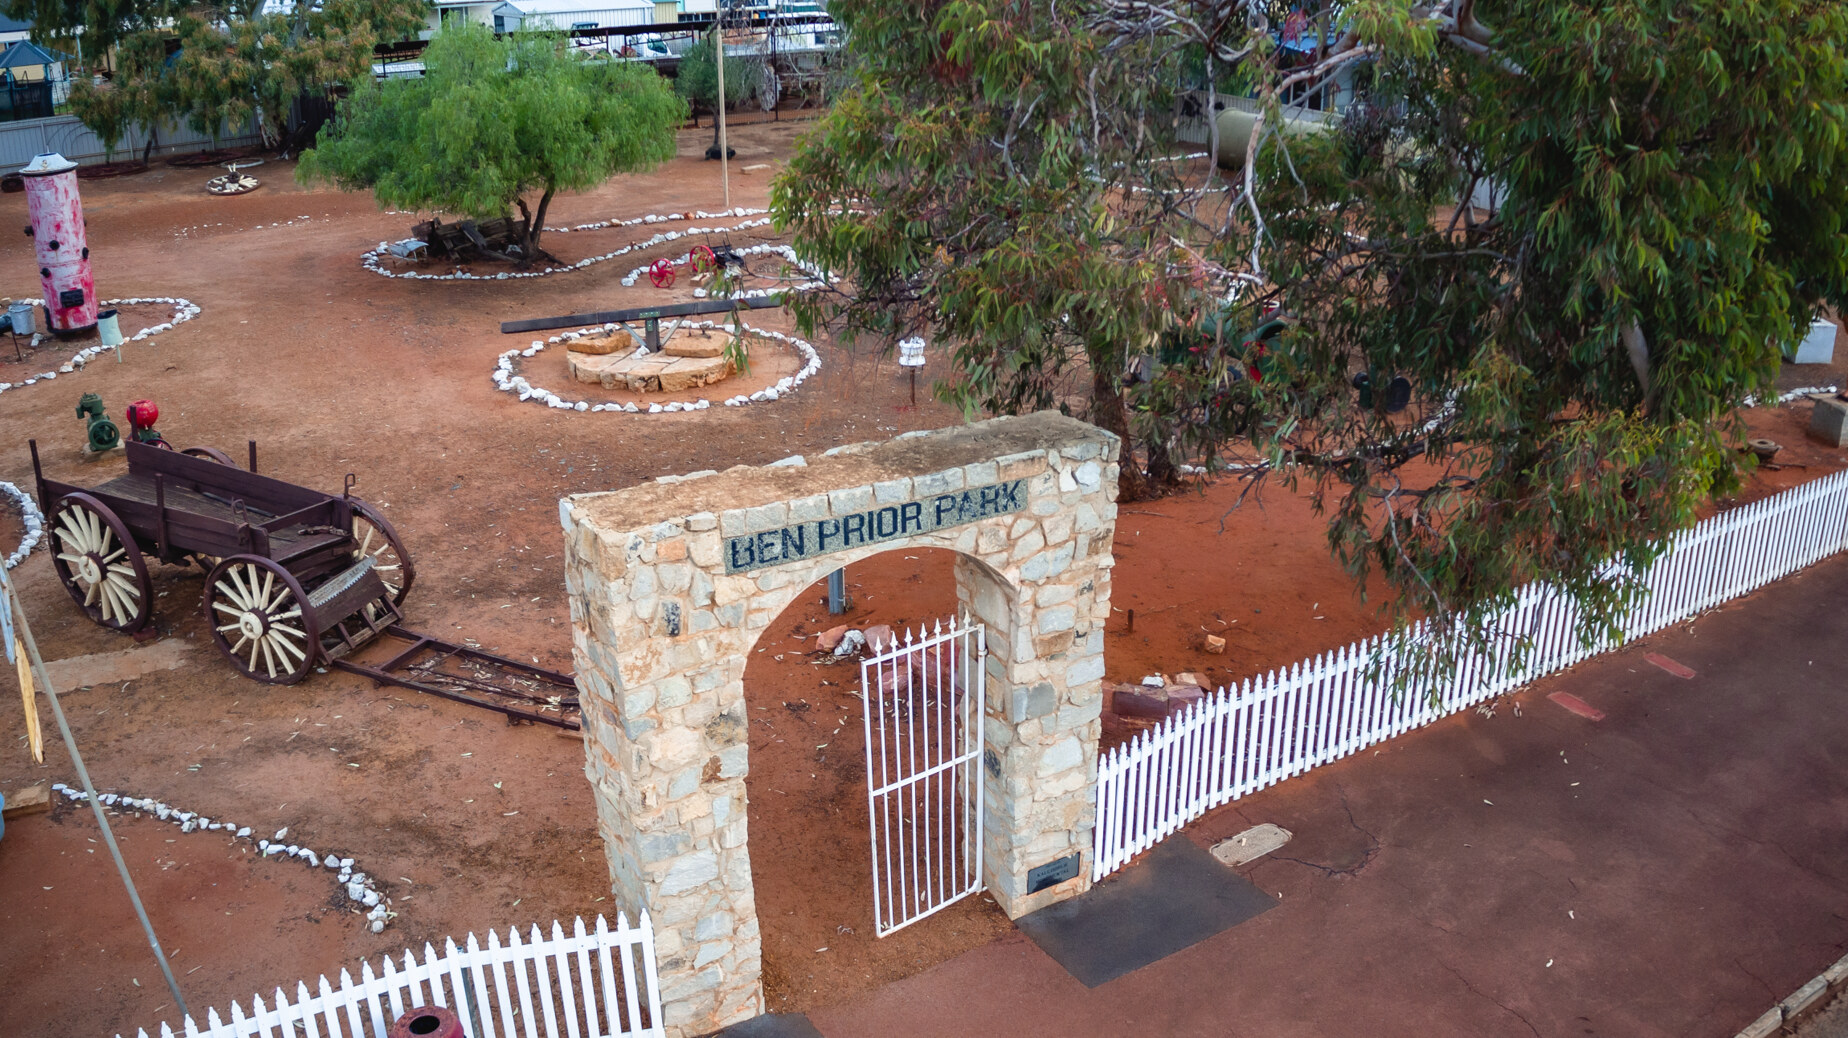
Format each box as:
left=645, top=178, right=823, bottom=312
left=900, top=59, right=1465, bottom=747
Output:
left=559, top=412, right=1120, bottom=1036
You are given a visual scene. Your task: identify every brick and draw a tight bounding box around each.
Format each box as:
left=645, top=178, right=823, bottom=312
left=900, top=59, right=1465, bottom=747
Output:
left=1644, top=652, right=1696, bottom=679
left=1547, top=691, right=1605, bottom=721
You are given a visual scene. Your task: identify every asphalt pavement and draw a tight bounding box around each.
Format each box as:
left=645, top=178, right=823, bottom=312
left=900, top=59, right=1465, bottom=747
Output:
left=806, top=553, right=1848, bottom=1038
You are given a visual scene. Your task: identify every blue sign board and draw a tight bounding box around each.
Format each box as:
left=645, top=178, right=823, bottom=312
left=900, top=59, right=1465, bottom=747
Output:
left=725, top=479, right=1027, bottom=574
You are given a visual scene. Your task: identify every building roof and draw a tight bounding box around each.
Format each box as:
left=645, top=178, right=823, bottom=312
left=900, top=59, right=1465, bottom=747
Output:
left=0, top=40, right=68, bottom=69
left=0, top=12, right=30, bottom=34
left=500, top=0, right=654, bottom=14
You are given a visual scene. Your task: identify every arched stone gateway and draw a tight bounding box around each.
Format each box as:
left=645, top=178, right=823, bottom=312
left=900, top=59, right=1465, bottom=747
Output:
left=559, top=412, right=1120, bottom=1035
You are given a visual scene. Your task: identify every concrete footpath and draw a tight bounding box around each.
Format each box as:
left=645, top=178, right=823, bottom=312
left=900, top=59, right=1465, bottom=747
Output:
left=807, top=553, right=1848, bottom=1038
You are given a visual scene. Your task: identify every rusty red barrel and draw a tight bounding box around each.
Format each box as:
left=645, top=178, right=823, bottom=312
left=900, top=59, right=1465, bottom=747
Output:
left=388, top=1006, right=463, bottom=1038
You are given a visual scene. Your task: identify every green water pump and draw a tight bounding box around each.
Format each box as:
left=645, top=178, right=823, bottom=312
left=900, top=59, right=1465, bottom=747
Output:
left=76, top=392, right=120, bottom=453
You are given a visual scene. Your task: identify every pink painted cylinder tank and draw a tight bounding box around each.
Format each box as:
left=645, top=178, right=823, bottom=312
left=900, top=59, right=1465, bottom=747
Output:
left=20, top=152, right=97, bottom=337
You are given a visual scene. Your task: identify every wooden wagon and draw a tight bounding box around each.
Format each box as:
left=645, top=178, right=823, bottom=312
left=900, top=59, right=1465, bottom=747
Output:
left=31, top=439, right=411, bottom=684
left=30, top=439, right=581, bottom=727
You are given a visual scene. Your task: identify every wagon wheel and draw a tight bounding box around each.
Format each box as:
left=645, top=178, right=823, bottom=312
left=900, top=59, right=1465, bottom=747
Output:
left=347, top=498, right=415, bottom=605
left=49, top=493, right=153, bottom=634
left=688, top=245, right=718, bottom=274
left=180, top=445, right=238, bottom=467
left=203, top=555, right=320, bottom=684
left=648, top=257, right=677, bottom=289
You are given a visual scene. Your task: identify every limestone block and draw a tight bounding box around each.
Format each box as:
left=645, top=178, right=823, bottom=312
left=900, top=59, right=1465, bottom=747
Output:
left=664, top=334, right=726, bottom=359
left=566, top=332, right=633, bottom=355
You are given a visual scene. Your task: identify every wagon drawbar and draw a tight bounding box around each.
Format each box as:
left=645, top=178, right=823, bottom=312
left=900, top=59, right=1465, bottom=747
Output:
left=30, top=438, right=579, bottom=728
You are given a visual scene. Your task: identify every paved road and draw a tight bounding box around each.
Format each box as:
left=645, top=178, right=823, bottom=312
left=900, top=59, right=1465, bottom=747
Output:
left=808, top=553, right=1848, bottom=1038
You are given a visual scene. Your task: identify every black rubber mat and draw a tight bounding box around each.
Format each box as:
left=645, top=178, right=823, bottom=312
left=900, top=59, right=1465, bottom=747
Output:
left=714, top=1012, right=825, bottom=1038
left=1016, top=837, right=1277, bottom=987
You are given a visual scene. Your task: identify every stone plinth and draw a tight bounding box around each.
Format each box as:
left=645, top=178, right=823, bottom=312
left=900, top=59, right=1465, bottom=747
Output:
left=1810, top=395, right=1848, bottom=448
left=569, top=349, right=733, bottom=392
left=559, top=412, right=1120, bottom=1037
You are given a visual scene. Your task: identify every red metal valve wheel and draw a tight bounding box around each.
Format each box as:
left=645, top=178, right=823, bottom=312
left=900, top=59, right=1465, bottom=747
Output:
left=648, top=257, right=677, bottom=289
left=688, top=245, right=718, bottom=274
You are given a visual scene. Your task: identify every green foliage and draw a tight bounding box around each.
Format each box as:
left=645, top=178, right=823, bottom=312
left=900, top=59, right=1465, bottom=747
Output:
left=774, top=0, right=1848, bottom=673
left=65, top=32, right=167, bottom=161
left=19, top=0, right=429, bottom=157
left=297, top=25, right=684, bottom=258
left=675, top=33, right=759, bottom=111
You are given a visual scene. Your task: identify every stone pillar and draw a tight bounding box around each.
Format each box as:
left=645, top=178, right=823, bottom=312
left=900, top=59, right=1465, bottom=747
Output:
left=560, top=413, right=1119, bottom=1035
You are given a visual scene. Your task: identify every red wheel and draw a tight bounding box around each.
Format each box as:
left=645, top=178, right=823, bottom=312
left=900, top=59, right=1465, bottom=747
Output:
left=649, top=257, right=677, bottom=289
left=689, top=245, right=718, bottom=274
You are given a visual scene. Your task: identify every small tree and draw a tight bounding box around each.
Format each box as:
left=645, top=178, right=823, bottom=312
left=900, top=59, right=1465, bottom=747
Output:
left=675, top=33, right=757, bottom=159
left=298, top=26, right=685, bottom=263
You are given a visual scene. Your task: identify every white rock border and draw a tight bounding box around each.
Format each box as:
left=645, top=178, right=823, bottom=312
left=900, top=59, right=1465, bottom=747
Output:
left=493, top=320, right=821, bottom=414
left=50, top=782, right=398, bottom=933
left=543, top=205, right=770, bottom=235
left=2, top=480, right=43, bottom=570
left=0, top=296, right=201, bottom=400
left=361, top=214, right=776, bottom=281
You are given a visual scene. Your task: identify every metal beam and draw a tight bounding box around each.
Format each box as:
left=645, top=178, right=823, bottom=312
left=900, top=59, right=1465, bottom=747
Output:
left=500, top=296, right=783, bottom=335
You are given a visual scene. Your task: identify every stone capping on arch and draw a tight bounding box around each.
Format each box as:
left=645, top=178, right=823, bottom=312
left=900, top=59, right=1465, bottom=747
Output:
left=559, top=411, right=1121, bottom=1037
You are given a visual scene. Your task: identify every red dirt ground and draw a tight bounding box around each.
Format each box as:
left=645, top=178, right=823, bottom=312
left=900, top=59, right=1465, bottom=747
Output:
left=1, top=121, right=1844, bottom=1035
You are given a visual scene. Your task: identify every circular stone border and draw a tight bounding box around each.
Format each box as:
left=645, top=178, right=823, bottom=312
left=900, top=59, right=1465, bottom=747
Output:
left=362, top=213, right=777, bottom=281
left=2, top=480, right=43, bottom=570
left=494, top=320, right=821, bottom=414
left=0, top=296, right=202, bottom=400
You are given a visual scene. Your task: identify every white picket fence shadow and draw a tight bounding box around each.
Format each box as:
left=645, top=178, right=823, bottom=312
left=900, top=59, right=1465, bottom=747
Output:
left=121, top=914, right=664, bottom=1038
left=1093, top=468, right=1848, bottom=880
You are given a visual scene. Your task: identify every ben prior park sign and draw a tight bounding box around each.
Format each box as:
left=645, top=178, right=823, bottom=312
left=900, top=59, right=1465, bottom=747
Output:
left=724, top=479, right=1029, bottom=574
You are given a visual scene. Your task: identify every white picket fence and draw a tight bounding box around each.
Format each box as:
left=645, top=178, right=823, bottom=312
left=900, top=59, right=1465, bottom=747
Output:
left=121, top=914, right=664, bottom=1038
left=1092, top=468, right=1848, bottom=880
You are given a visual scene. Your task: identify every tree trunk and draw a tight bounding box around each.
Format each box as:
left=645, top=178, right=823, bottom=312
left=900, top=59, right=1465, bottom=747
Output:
left=528, top=186, right=555, bottom=255
left=1091, top=365, right=1152, bottom=502
left=141, top=124, right=158, bottom=166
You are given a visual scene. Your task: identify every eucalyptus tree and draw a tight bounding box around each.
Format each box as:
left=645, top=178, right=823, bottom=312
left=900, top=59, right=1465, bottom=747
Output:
left=774, top=0, right=1848, bottom=658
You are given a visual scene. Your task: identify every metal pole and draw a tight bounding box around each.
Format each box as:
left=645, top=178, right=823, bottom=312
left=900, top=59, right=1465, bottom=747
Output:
left=714, top=19, right=730, bottom=209
left=1, top=568, right=190, bottom=1020
left=827, top=568, right=847, bottom=615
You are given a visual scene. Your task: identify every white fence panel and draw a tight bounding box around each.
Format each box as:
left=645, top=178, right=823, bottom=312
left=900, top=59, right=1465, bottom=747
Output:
left=1094, top=470, right=1848, bottom=879
left=122, top=914, right=664, bottom=1038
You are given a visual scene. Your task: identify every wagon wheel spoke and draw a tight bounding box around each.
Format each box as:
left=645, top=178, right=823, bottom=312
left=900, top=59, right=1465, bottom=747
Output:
left=348, top=500, right=414, bottom=605
left=203, top=557, right=318, bottom=685
left=49, top=494, right=152, bottom=634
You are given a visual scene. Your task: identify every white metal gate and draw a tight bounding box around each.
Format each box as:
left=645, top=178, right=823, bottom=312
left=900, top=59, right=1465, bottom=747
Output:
left=860, top=617, right=986, bottom=936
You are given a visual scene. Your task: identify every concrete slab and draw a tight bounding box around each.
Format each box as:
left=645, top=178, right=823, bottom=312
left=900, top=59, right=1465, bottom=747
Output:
left=41, top=638, right=194, bottom=690
left=716, top=1013, right=824, bottom=1038
left=1210, top=823, right=1292, bottom=866
left=1014, top=837, right=1275, bottom=988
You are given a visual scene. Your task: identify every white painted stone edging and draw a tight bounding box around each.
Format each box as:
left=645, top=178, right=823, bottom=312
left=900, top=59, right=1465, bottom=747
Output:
left=0, top=296, right=201, bottom=400
left=2, top=480, right=44, bottom=570
left=360, top=215, right=776, bottom=281
left=50, top=782, right=398, bottom=932
left=493, top=320, right=822, bottom=414
left=543, top=205, right=770, bottom=234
